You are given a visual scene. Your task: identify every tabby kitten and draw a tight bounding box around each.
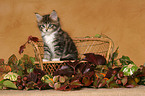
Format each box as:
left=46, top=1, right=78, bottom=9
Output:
left=35, top=10, right=78, bottom=61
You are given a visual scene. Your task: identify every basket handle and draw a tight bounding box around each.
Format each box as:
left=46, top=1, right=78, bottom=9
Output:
left=30, top=41, right=44, bottom=70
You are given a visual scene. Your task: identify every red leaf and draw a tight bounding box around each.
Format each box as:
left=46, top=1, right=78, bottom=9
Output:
left=57, top=85, right=69, bottom=91
left=69, top=79, right=83, bottom=89
left=121, top=76, right=128, bottom=86
left=125, top=84, right=136, bottom=88
left=98, top=79, right=107, bottom=88
left=84, top=53, right=98, bottom=65
left=66, top=60, right=80, bottom=74
left=84, top=53, right=106, bottom=65
left=19, top=44, right=26, bottom=54
left=82, top=77, right=93, bottom=86
left=108, top=81, right=119, bottom=88
left=0, top=59, right=4, bottom=64
left=57, top=80, right=83, bottom=91
left=28, top=36, right=39, bottom=42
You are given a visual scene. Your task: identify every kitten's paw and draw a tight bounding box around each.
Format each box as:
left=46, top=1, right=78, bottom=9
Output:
left=52, top=58, right=60, bottom=61
left=42, top=59, right=50, bottom=62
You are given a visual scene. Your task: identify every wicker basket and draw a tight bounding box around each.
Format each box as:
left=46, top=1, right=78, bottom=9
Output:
left=31, top=37, right=112, bottom=74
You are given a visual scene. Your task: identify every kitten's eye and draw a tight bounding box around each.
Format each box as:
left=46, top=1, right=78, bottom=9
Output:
left=49, top=24, right=54, bottom=28
left=41, top=25, right=45, bottom=28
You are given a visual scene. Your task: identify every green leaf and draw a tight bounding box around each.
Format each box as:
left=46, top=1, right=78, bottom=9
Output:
left=0, top=59, right=4, bottom=65
left=3, top=80, right=17, bottom=89
left=54, top=82, right=61, bottom=90
left=0, top=79, right=4, bottom=89
left=119, top=55, right=134, bottom=66
left=8, top=54, right=18, bottom=66
left=0, top=79, right=4, bottom=84
left=17, top=70, right=23, bottom=77
left=108, top=81, right=119, bottom=88
left=70, top=80, right=83, bottom=86
left=30, top=57, right=35, bottom=64
left=17, top=60, right=22, bottom=66
left=44, top=79, right=53, bottom=84
left=121, top=76, right=128, bottom=86
left=27, top=68, right=34, bottom=73
left=95, top=34, right=101, bottom=38
left=82, top=77, right=92, bottom=86
left=59, top=76, right=66, bottom=83
left=98, top=79, right=106, bottom=88
left=112, top=47, right=119, bottom=59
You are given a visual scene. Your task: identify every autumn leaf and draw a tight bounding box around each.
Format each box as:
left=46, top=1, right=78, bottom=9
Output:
left=28, top=36, right=39, bottom=42
left=19, top=44, right=26, bottom=54
left=84, top=53, right=106, bottom=65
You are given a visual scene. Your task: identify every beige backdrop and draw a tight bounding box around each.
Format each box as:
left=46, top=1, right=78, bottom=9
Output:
left=0, top=0, right=145, bottom=66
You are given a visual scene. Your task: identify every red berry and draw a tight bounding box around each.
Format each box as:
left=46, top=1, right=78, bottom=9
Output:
left=17, top=76, right=22, bottom=80
left=17, top=79, right=22, bottom=84
left=18, top=85, right=23, bottom=90
left=113, top=76, right=117, bottom=80
left=22, top=82, right=27, bottom=87
left=118, top=71, right=124, bottom=78
left=13, top=81, right=17, bottom=85
left=37, top=81, right=42, bottom=85
left=112, top=70, right=117, bottom=75
left=23, top=76, right=28, bottom=81
left=116, top=79, right=122, bottom=85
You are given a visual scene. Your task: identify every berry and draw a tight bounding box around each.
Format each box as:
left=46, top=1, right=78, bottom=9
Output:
left=37, top=80, right=42, bottom=85
left=17, top=76, right=22, bottom=80
left=18, top=85, right=23, bottom=90
left=23, top=76, right=28, bottom=81
left=113, top=76, right=117, bottom=81
left=22, top=82, right=27, bottom=87
left=17, top=79, right=22, bottom=84
left=116, top=79, right=122, bottom=85
left=13, top=81, right=17, bottom=85
left=118, top=71, right=124, bottom=79
left=37, top=76, right=42, bottom=80
left=112, top=70, right=117, bottom=75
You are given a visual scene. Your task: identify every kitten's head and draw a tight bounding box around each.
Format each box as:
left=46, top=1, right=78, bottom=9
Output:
left=35, top=10, right=60, bottom=34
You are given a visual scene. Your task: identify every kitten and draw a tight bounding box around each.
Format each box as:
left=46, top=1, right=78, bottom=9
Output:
left=35, top=10, right=78, bottom=61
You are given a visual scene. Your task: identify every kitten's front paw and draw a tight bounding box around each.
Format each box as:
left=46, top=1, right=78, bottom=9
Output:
left=42, top=59, right=50, bottom=62
left=52, top=58, right=60, bottom=61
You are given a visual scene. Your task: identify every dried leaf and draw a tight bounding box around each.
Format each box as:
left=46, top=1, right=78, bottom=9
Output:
left=19, top=44, right=26, bottom=54
left=28, top=36, right=39, bottom=42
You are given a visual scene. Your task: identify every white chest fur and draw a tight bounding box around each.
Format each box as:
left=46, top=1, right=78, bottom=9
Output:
left=42, top=32, right=57, bottom=58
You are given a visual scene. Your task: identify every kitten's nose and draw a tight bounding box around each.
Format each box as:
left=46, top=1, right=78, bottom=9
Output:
left=46, top=28, right=48, bottom=31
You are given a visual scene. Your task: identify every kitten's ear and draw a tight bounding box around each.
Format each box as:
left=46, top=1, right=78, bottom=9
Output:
left=35, top=13, right=43, bottom=22
left=49, top=10, right=58, bottom=21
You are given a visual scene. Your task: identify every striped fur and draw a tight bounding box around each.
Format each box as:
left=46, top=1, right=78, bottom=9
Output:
left=35, top=10, right=78, bottom=61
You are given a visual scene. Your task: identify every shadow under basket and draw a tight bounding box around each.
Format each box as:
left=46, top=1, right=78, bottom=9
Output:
left=31, top=37, right=112, bottom=75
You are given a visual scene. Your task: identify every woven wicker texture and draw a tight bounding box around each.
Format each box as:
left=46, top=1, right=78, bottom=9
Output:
left=32, top=37, right=112, bottom=74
